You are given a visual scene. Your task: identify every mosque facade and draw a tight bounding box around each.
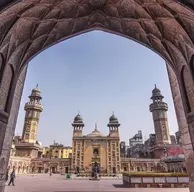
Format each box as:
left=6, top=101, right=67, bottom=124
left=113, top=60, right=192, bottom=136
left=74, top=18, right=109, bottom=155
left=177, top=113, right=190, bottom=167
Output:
left=72, top=113, right=121, bottom=174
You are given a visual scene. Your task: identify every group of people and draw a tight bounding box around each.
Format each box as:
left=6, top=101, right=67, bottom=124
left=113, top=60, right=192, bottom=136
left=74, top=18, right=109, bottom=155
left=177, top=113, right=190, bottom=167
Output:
left=6, top=168, right=16, bottom=186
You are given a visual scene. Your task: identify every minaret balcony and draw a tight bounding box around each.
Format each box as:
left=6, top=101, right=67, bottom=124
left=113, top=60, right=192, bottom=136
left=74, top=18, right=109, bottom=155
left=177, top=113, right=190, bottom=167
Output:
left=24, top=103, right=43, bottom=111
left=149, top=102, right=168, bottom=112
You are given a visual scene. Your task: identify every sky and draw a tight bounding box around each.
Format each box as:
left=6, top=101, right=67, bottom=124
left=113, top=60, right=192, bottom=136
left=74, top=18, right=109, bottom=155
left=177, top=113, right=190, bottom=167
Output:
left=15, top=31, right=178, bottom=147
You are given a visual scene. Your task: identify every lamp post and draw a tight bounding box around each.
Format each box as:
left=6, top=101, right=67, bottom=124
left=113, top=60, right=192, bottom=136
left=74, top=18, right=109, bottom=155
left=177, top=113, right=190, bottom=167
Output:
left=70, top=158, right=72, bottom=173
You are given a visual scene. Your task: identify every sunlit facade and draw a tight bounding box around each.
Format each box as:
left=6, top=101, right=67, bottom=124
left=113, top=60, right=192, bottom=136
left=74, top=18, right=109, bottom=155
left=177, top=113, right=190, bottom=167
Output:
left=42, top=145, right=72, bottom=159
left=72, top=113, right=121, bottom=174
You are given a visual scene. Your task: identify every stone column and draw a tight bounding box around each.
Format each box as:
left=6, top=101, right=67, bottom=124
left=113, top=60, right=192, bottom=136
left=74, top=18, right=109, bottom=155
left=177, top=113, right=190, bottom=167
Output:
left=187, top=112, right=194, bottom=148
left=173, top=63, right=194, bottom=192
left=0, top=65, right=27, bottom=192
left=186, top=113, right=194, bottom=192
left=166, top=63, right=194, bottom=191
left=0, top=111, right=9, bottom=192
left=186, top=153, right=194, bottom=192
left=166, top=64, right=193, bottom=157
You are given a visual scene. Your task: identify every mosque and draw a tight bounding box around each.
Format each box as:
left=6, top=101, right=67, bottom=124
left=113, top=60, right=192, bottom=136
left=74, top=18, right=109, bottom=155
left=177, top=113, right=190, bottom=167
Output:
left=8, top=86, right=185, bottom=175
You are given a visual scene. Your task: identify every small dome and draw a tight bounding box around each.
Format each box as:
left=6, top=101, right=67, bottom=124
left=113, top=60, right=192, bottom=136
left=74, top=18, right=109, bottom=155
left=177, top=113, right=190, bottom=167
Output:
left=151, top=85, right=163, bottom=99
left=152, top=87, right=160, bottom=94
left=29, top=85, right=42, bottom=99
left=109, top=113, right=119, bottom=123
left=74, top=114, right=83, bottom=123
left=32, top=87, right=40, bottom=93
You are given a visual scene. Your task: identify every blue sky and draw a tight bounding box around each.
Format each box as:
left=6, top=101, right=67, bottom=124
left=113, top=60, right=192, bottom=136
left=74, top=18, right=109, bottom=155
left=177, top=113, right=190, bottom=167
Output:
left=15, top=31, right=178, bottom=147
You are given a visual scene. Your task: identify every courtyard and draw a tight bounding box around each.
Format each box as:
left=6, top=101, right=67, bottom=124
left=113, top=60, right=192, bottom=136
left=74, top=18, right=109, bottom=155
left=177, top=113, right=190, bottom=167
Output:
left=4, top=175, right=190, bottom=192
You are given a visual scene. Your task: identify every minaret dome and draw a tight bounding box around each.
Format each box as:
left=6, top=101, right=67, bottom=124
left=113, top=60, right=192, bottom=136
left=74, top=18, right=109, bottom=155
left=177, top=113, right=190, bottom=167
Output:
left=72, top=113, right=84, bottom=137
left=150, top=84, right=164, bottom=102
left=109, top=113, right=119, bottom=124
left=107, top=112, right=120, bottom=137
left=73, top=114, right=83, bottom=124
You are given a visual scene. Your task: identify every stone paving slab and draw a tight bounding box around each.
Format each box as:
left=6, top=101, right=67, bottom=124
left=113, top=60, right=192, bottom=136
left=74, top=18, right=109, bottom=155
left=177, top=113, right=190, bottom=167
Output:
left=4, top=175, right=190, bottom=192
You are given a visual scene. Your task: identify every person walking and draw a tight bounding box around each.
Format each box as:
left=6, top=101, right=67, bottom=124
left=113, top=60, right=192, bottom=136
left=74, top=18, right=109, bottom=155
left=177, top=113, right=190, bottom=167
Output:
left=8, top=168, right=16, bottom=186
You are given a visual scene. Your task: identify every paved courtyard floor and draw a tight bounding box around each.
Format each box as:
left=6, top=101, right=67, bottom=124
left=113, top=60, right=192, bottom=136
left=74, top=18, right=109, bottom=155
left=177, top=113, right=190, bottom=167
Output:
left=4, top=174, right=190, bottom=192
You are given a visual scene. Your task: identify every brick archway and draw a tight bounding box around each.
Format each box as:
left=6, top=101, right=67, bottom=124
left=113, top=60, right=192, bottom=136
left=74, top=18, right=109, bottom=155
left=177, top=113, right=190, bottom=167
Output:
left=1, top=0, right=194, bottom=191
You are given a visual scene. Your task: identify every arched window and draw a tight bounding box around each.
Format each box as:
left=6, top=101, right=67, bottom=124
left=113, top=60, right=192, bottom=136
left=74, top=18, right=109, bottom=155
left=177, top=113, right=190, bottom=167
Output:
left=93, top=148, right=99, bottom=155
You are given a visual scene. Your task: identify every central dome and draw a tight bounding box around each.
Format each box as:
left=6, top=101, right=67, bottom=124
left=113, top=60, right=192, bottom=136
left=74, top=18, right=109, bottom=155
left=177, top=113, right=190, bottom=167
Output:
left=86, top=129, right=105, bottom=137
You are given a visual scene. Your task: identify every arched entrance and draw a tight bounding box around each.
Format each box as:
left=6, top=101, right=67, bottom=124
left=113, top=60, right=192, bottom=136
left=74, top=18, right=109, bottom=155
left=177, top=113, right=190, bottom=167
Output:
left=1, top=0, right=194, bottom=191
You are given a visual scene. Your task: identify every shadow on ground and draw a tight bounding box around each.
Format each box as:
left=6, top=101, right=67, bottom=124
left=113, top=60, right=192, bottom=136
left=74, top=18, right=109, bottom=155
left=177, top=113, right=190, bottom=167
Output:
left=112, top=184, right=128, bottom=188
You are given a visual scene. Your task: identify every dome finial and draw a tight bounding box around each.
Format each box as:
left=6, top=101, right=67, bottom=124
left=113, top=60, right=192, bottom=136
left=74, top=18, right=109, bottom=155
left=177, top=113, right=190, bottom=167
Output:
left=36, top=84, right=38, bottom=88
left=112, top=111, right=114, bottom=115
left=78, top=110, right=80, bottom=115
left=95, top=123, right=98, bottom=131
left=155, top=84, right=156, bottom=88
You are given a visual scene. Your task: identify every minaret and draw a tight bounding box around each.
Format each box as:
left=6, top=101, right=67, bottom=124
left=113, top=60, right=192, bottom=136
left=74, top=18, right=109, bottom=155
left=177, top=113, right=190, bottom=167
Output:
left=72, top=113, right=84, bottom=137
left=149, top=85, right=171, bottom=145
left=107, top=112, right=121, bottom=174
left=107, top=112, right=120, bottom=137
left=22, top=85, right=43, bottom=143
left=72, top=113, right=84, bottom=172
